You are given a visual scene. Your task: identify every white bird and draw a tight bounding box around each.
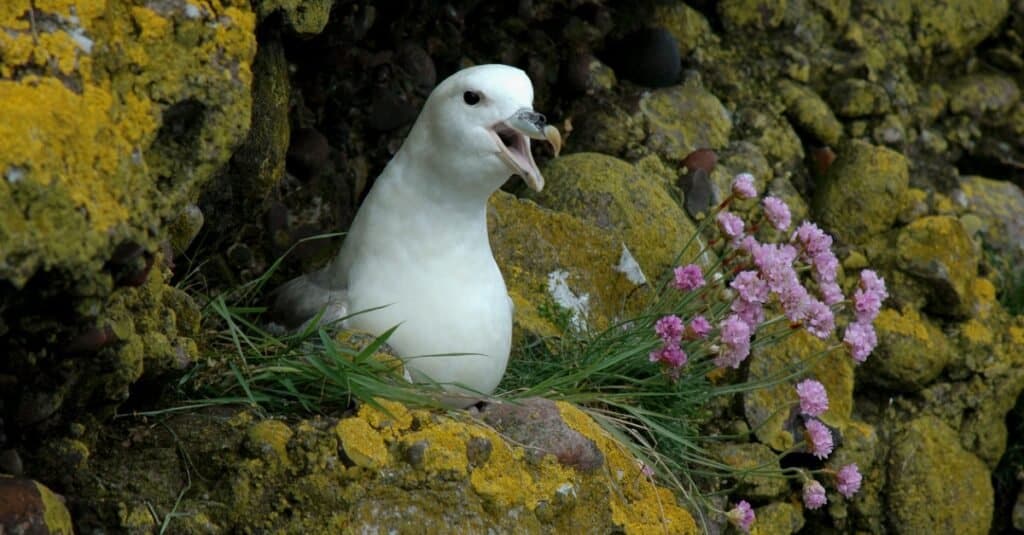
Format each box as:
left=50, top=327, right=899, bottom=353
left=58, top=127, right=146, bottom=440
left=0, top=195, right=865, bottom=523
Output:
left=268, top=64, right=560, bottom=407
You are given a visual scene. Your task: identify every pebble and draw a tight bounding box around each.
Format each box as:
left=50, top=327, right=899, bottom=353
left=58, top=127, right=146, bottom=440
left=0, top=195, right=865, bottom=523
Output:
left=287, top=128, right=331, bottom=181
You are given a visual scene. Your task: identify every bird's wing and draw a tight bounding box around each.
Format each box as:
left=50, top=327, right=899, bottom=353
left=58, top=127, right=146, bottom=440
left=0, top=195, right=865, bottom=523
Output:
left=266, top=264, right=349, bottom=331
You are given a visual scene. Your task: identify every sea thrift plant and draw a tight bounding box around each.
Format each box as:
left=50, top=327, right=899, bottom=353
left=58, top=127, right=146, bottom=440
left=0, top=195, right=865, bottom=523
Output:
left=796, top=379, right=829, bottom=417
left=673, top=264, right=706, bottom=291
left=805, top=419, right=834, bottom=459
left=803, top=480, right=828, bottom=510
left=726, top=500, right=756, bottom=532
left=836, top=463, right=862, bottom=498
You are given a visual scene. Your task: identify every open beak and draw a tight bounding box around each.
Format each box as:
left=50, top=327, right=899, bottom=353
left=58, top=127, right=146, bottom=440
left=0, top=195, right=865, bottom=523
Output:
left=490, top=108, right=562, bottom=192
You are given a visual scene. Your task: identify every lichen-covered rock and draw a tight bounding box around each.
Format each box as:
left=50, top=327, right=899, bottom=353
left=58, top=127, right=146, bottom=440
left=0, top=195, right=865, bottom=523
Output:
left=948, top=74, right=1021, bottom=116
left=0, top=476, right=73, bottom=535
left=715, top=442, right=787, bottom=499
left=828, top=79, right=892, bottom=118
left=639, top=85, right=733, bottom=160
left=30, top=401, right=698, bottom=533
left=653, top=2, right=712, bottom=56
left=896, top=215, right=978, bottom=318
left=0, top=0, right=255, bottom=433
left=777, top=80, right=844, bottom=146
left=886, top=416, right=993, bottom=534
left=735, top=107, right=806, bottom=171
left=744, top=330, right=854, bottom=451
left=860, top=306, right=952, bottom=391
left=812, top=140, right=909, bottom=244
left=718, top=0, right=787, bottom=32
left=959, top=175, right=1024, bottom=269
left=254, top=0, right=332, bottom=35
left=530, top=153, right=705, bottom=279
left=488, top=191, right=635, bottom=337
left=752, top=501, right=805, bottom=535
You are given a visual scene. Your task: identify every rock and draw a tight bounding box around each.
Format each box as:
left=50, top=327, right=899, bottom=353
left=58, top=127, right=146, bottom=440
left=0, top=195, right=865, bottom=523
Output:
left=367, top=90, right=419, bottom=131
left=488, top=191, right=633, bottom=338
left=911, top=0, right=1010, bottom=62
left=396, top=42, right=436, bottom=94
left=479, top=398, right=604, bottom=472
left=530, top=153, right=705, bottom=279
left=812, top=140, right=909, bottom=244
left=568, top=103, right=645, bottom=156
left=255, top=0, right=332, bottom=36
left=828, top=79, right=891, bottom=118
left=32, top=403, right=697, bottom=533
left=887, top=417, right=993, bottom=535
left=0, top=449, right=22, bottom=475
left=948, top=74, right=1020, bottom=116
left=0, top=476, right=73, bottom=535
left=1015, top=487, right=1024, bottom=531
left=735, top=107, right=805, bottom=171
left=718, top=0, right=787, bottom=32
left=715, top=442, right=788, bottom=499
left=228, top=39, right=291, bottom=200
left=640, top=85, right=733, bottom=160
left=563, top=54, right=616, bottom=95
left=860, top=307, right=953, bottom=391
left=896, top=215, right=978, bottom=318
left=602, top=28, right=681, bottom=88
left=744, top=331, right=854, bottom=451
left=959, top=175, right=1024, bottom=269
left=167, top=204, right=205, bottom=255
left=753, top=501, right=805, bottom=534
left=777, top=80, right=844, bottom=146
left=652, top=3, right=712, bottom=56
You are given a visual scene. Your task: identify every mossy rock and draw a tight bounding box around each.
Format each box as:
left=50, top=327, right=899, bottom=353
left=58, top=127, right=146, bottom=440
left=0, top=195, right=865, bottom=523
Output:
left=860, top=306, right=952, bottom=391
left=777, top=80, right=843, bottom=146
left=896, top=215, right=978, bottom=318
left=744, top=330, right=854, bottom=451
left=639, top=86, right=733, bottom=160
left=812, top=140, right=909, bottom=244
left=0, top=476, right=74, bottom=535
left=959, top=175, right=1024, bottom=270
left=718, top=0, right=787, bottom=32
left=653, top=3, right=712, bottom=56
left=886, top=416, right=993, bottom=534
left=828, top=79, right=891, bottom=118
left=715, top=442, right=788, bottom=499
left=948, top=74, right=1020, bottom=117
left=254, top=0, right=332, bottom=35
left=751, top=501, right=805, bottom=535
left=488, top=191, right=639, bottom=338
left=529, top=153, right=705, bottom=280
left=31, top=401, right=698, bottom=533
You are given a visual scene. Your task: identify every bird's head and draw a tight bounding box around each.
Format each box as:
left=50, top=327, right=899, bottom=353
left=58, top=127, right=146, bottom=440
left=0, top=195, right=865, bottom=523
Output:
left=413, top=64, right=559, bottom=194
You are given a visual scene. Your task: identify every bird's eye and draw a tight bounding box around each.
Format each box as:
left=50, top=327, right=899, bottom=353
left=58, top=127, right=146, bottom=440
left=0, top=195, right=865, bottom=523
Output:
left=463, top=91, right=481, bottom=105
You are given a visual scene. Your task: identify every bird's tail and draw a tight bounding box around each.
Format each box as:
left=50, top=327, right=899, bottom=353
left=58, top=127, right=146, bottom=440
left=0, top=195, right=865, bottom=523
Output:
left=265, top=267, right=348, bottom=332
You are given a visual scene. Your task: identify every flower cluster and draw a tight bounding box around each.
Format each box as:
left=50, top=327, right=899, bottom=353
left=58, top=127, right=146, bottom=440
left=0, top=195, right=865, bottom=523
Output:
left=796, top=379, right=829, bottom=417
left=844, top=270, right=887, bottom=362
left=800, top=463, right=863, bottom=510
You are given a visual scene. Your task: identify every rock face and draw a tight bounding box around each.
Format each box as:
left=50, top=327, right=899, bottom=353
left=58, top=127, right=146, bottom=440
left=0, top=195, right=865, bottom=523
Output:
left=887, top=417, right=993, bottom=534
left=30, top=401, right=697, bottom=533
left=0, top=0, right=254, bottom=437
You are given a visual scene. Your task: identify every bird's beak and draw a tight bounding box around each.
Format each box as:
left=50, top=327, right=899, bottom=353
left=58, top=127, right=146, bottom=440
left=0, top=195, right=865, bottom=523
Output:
left=491, top=108, right=562, bottom=192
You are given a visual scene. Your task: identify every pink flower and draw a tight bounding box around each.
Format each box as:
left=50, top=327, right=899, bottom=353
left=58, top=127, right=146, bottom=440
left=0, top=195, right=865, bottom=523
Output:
left=715, top=314, right=751, bottom=368
left=717, top=211, right=745, bottom=241
left=796, top=379, right=829, bottom=417
left=763, top=196, right=791, bottom=231
left=732, top=172, right=757, bottom=199
left=649, top=343, right=688, bottom=368
left=792, top=221, right=833, bottom=257
left=731, top=270, right=769, bottom=303
left=819, top=281, right=844, bottom=306
left=673, top=264, right=706, bottom=291
left=731, top=298, right=765, bottom=330
left=843, top=321, right=878, bottom=363
left=805, top=419, right=834, bottom=459
left=640, top=462, right=655, bottom=478
left=836, top=463, right=862, bottom=498
left=687, top=315, right=712, bottom=339
left=803, top=480, right=827, bottom=510
left=751, top=243, right=798, bottom=294
left=654, top=315, right=684, bottom=344
left=803, top=299, right=835, bottom=339
left=811, top=250, right=839, bottom=284
left=859, top=270, right=888, bottom=300
left=726, top=500, right=756, bottom=532
left=853, top=288, right=883, bottom=323
left=779, top=281, right=810, bottom=322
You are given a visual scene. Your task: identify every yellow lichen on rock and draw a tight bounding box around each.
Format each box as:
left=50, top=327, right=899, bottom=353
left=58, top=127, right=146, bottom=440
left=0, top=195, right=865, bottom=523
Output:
left=556, top=402, right=698, bottom=534
left=336, top=417, right=387, bottom=470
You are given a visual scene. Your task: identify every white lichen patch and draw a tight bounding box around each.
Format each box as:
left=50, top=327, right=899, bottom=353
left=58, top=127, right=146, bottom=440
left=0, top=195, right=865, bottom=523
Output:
left=546, top=269, right=590, bottom=332
left=613, top=244, right=647, bottom=285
